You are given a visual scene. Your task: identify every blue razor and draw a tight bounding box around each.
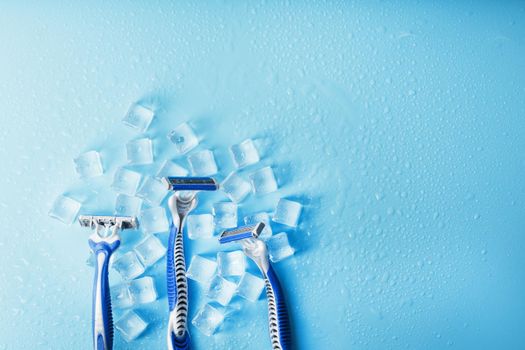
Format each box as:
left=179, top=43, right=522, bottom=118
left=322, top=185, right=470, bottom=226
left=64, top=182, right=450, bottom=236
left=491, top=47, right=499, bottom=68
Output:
left=162, top=176, right=219, bottom=350
left=79, top=215, right=138, bottom=350
left=219, top=223, right=292, bottom=350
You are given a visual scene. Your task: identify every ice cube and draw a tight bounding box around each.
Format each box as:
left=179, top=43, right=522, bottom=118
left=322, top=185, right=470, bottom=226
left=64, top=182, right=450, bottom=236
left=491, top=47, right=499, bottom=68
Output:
left=267, top=232, right=295, bottom=262
left=249, top=166, right=278, bottom=195
left=229, top=139, right=260, bottom=168
left=213, top=202, right=238, bottom=229
left=237, top=272, right=265, bottom=302
left=111, top=168, right=142, bottom=196
left=140, top=207, right=170, bottom=234
left=134, top=234, right=166, bottom=267
left=136, top=176, right=168, bottom=206
left=156, top=160, right=189, bottom=178
left=49, top=195, right=81, bottom=225
left=126, top=138, right=154, bottom=165
left=114, top=194, right=143, bottom=217
left=112, top=283, right=133, bottom=309
left=113, top=251, right=145, bottom=280
left=73, top=150, right=104, bottom=178
left=206, top=275, right=237, bottom=306
left=115, top=310, right=148, bottom=342
left=128, top=276, right=158, bottom=304
left=168, top=122, right=199, bottom=154
left=244, top=212, right=273, bottom=239
left=186, top=255, right=217, bottom=286
left=272, top=198, right=302, bottom=227
left=188, top=149, right=218, bottom=176
left=217, top=250, right=245, bottom=277
left=122, top=103, right=155, bottom=133
left=192, top=304, right=225, bottom=336
left=187, top=214, right=214, bottom=240
left=220, top=172, right=251, bottom=203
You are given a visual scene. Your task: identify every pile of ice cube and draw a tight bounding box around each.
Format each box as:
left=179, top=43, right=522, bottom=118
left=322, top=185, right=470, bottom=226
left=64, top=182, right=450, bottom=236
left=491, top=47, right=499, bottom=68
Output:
left=49, top=101, right=305, bottom=341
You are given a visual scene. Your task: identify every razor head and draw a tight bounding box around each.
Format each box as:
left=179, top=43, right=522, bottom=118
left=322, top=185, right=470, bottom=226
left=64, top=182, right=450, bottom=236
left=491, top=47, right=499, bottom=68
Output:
left=162, top=176, right=218, bottom=191
left=78, top=215, right=138, bottom=230
left=219, top=222, right=265, bottom=244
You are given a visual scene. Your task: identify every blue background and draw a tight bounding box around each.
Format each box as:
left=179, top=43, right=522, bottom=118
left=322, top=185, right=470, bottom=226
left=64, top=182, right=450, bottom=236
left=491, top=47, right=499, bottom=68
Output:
left=0, top=1, right=524, bottom=349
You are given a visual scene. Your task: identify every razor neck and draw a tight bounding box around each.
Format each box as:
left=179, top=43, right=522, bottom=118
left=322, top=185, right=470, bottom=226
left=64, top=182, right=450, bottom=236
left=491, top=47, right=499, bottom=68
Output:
left=89, top=227, right=121, bottom=244
left=168, top=193, right=197, bottom=233
left=242, top=240, right=270, bottom=274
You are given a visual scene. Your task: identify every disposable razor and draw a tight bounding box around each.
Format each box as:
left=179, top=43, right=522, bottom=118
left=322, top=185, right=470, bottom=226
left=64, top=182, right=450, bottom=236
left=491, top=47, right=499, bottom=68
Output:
left=162, top=177, right=218, bottom=350
left=219, top=223, right=292, bottom=350
left=79, top=215, right=138, bottom=350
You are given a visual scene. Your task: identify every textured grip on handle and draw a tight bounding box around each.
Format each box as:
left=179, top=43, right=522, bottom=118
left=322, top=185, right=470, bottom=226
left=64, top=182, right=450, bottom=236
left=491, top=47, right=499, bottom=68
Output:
left=265, top=264, right=292, bottom=350
left=169, top=329, right=190, bottom=350
left=167, top=222, right=190, bottom=350
left=90, top=240, right=120, bottom=350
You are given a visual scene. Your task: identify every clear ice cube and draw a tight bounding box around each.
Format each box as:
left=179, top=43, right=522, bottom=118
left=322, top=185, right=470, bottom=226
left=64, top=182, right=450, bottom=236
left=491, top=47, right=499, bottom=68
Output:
left=188, top=149, right=218, bottom=176
left=49, top=195, right=81, bottom=225
left=126, top=138, right=154, bottom=165
left=217, top=250, right=245, bottom=277
left=229, top=139, right=260, bottom=168
left=73, top=150, right=104, bottom=178
left=206, top=275, right=237, bottom=306
left=113, top=251, right=145, bottom=280
left=186, top=255, right=217, bottom=286
left=249, top=166, right=278, bottom=195
left=136, top=176, right=168, bottom=206
left=213, top=202, right=238, bottom=229
left=134, top=234, right=166, bottom=267
left=220, top=172, right=251, bottom=203
left=168, top=122, right=199, bottom=154
left=272, top=198, right=302, bottom=227
left=122, top=103, right=155, bottom=133
left=237, top=272, right=265, bottom=302
left=112, top=283, right=133, bottom=309
left=156, top=160, right=189, bottom=178
left=140, top=207, right=170, bottom=234
left=244, top=212, right=273, bottom=239
left=115, top=310, right=148, bottom=342
left=187, top=214, right=214, bottom=240
left=267, top=232, right=295, bottom=262
left=192, top=304, right=225, bottom=336
left=128, top=276, right=158, bottom=304
left=111, top=168, right=142, bottom=196
left=114, top=194, right=143, bottom=217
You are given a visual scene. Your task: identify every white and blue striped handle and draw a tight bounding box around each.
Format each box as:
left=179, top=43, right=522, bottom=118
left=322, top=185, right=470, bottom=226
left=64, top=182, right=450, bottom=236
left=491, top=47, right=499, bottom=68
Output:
left=265, top=264, right=292, bottom=350
left=89, top=239, right=120, bottom=350
left=166, top=222, right=190, bottom=350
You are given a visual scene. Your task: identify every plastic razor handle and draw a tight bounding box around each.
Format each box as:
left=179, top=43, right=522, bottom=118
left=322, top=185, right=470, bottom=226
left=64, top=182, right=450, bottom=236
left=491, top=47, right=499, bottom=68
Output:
left=89, top=239, right=120, bottom=350
left=264, top=264, right=292, bottom=350
left=167, top=222, right=190, bottom=350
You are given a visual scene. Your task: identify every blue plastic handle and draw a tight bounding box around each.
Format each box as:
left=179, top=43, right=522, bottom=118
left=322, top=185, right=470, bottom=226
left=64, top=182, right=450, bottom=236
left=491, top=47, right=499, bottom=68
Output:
left=169, top=329, right=190, bottom=350
left=265, top=264, right=292, bottom=350
left=89, top=239, right=120, bottom=350
left=167, top=222, right=191, bottom=350
left=167, top=223, right=177, bottom=312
